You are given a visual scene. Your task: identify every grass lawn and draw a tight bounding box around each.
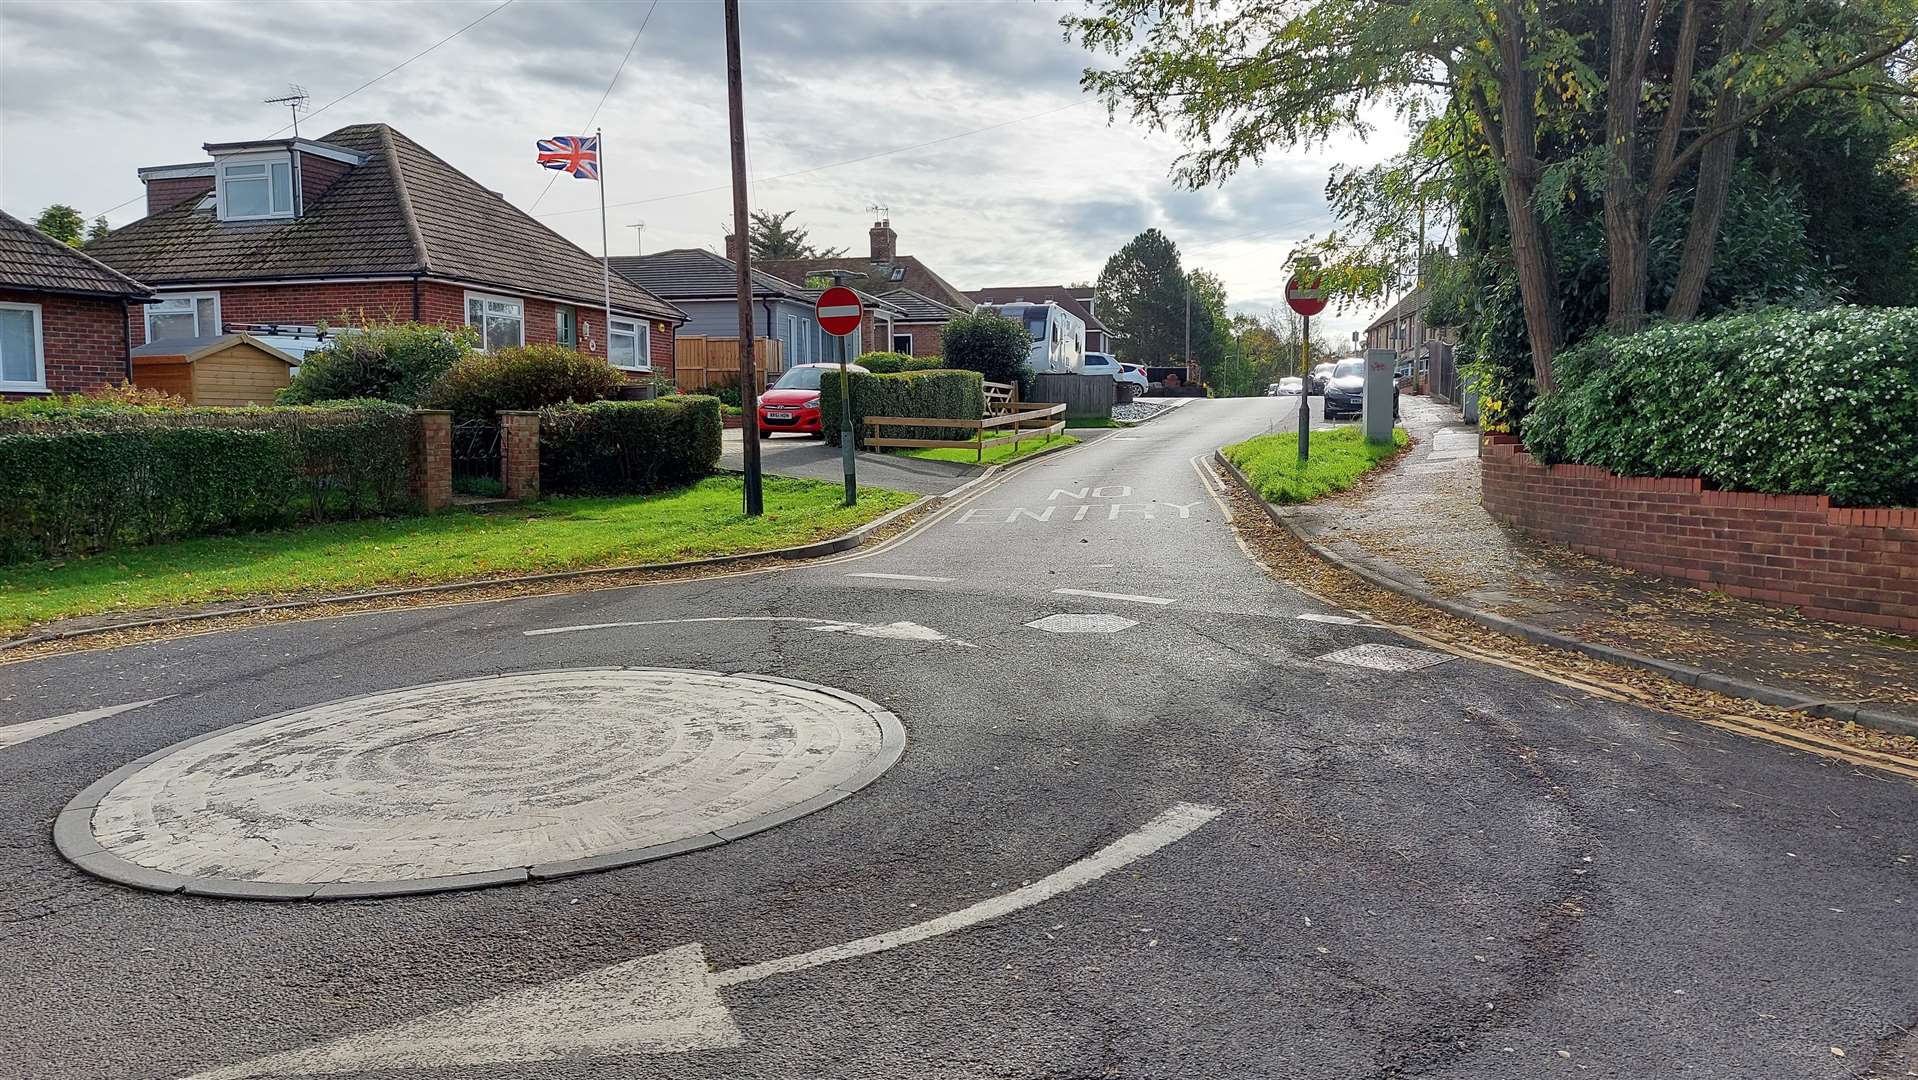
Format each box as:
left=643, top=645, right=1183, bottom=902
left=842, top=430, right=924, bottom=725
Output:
left=1065, top=416, right=1121, bottom=429
left=895, top=434, right=1079, bottom=466
left=0, top=476, right=916, bottom=634
left=1222, top=426, right=1410, bottom=504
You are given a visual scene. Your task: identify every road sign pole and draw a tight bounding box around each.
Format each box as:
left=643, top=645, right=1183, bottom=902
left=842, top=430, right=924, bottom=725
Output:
left=1297, top=312, right=1310, bottom=462
left=813, top=286, right=866, bottom=507
left=839, top=329, right=856, bottom=506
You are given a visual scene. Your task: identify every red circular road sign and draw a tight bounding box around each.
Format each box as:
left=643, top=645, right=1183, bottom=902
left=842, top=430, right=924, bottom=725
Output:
left=1286, top=274, right=1328, bottom=317
left=815, top=286, right=864, bottom=337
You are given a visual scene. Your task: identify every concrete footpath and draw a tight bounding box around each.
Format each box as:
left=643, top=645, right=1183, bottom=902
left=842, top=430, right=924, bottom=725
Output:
left=1280, top=396, right=1918, bottom=733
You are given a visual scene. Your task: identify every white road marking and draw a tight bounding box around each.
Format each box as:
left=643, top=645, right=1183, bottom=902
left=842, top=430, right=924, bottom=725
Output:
left=1053, top=588, right=1176, bottom=606
left=190, top=803, right=1220, bottom=1078
left=524, top=615, right=974, bottom=647
left=1317, top=643, right=1455, bottom=672
left=0, top=698, right=170, bottom=751
left=808, top=621, right=976, bottom=647
left=525, top=616, right=855, bottom=637
left=846, top=572, right=954, bottom=583
left=1027, top=613, right=1138, bottom=634
left=1296, top=613, right=1364, bottom=626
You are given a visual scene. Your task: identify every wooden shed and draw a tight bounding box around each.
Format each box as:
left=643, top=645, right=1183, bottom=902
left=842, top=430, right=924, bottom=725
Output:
left=130, top=334, right=299, bottom=406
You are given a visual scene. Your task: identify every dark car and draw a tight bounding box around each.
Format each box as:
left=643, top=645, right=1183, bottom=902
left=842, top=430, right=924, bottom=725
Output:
left=1309, top=361, right=1335, bottom=395
left=1321, top=357, right=1400, bottom=422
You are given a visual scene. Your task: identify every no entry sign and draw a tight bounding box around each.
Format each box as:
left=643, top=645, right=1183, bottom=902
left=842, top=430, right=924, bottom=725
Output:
left=1286, top=274, right=1328, bottom=317
left=815, top=287, right=864, bottom=337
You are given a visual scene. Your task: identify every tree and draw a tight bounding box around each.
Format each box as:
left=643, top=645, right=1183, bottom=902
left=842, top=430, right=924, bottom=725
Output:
left=1095, top=229, right=1188, bottom=365
left=1066, top=0, right=1918, bottom=391
left=85, top=217, right=109, bottom=246
left=940, top=311, right=1032, bottom=394
left=747, top=209, right=845, bottom=260
left=279, top=321, right=479, bottom=406
left=33, top=204, right=86, bottom=247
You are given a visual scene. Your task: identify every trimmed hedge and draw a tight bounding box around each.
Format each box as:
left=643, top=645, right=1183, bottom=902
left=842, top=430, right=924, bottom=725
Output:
left=1523, top=306, right=1918, bottom=507
left=821, top=369, right=984, bottom=449
left=428, top=344, right=627, bottom=421
left=279, top=321, right=477, bottom=406
left=0, top=401, right=415, bottom=565
left=854, top=351, right=945, bottom=374
left=538, top=396, right=722, bottom=495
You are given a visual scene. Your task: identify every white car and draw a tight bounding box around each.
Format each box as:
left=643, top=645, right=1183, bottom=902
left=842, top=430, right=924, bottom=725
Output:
left=1274, top=377, right=1304, bottom=396
left=1116, top=362, right=1150, bottom=392
left=1084, top=352, right=1150, bottom=392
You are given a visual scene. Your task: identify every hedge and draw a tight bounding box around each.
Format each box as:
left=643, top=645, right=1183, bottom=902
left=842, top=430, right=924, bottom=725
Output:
left=854, top=352, right=945, bottom=374
left=1523, top=306, right=1918, bottom=507
left=428, top=344, right=627, bottom=421
left=0, top=401, right=415, bottom=565
left=538, top=396, right=722, bottom=495
left=821, top=369, right=984, bottom=449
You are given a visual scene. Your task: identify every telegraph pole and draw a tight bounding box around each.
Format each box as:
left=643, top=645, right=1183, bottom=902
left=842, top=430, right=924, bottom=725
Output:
left=723, top=0, right=762, bottom=516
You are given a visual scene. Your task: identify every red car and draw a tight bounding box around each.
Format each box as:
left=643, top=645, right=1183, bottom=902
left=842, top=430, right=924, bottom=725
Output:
left=756, top=362, right=868, bottom=438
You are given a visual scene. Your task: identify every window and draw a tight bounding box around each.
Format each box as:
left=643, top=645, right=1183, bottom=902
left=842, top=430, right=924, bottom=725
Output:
left=146, top=292, right=220, bottom=342
left=217, top=154, right=294, bottom=220
left=780, top=314, right=799, bottom=364
left=0, top=302, right=44, bottom=391
left=556, top=305, right=577, bottom=349
left=891, top=332, right=912, bottom=353
left=608, top=317, right=648, bottom=371
left=464, top=292, right=523, bottom=352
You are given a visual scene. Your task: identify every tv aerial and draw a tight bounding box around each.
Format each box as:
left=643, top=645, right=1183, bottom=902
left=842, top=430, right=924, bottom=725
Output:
left=265, top=85, right=310, bottom=136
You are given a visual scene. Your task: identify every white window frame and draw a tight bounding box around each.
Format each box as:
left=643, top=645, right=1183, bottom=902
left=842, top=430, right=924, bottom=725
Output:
left=608, top=316, right=650, bottom=371
left=215, top=151, right=296, bottom=221
left=464, top=290, right=525, bottom=352
left=891, top=331, right=913, bottom=354
left=0, top=301, right=46, bottom=392
left=145, top=291, right=221, bottom=343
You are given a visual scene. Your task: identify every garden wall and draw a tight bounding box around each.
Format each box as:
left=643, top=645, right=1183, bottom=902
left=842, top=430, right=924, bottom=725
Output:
left=1480, top=435, right=1918, bottom=633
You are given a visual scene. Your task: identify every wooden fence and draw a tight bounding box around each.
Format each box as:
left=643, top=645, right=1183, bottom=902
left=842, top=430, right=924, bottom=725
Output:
left=1032, top=372, right=1114, bottom=419
left=675, top=336, right=786, bottom=393
left=863, top=401, right=1067, bottom=462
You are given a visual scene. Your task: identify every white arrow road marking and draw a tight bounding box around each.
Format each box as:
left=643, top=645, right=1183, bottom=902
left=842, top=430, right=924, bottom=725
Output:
left=807, top=621, right=976, bottom=647
left=846, top=572, right=954, bottom=582
left=187, top=802, right=1221, bottom=1079
left=0, top=697, right=171, bottom=751
left=1052, top=587, right=1177, bottom=606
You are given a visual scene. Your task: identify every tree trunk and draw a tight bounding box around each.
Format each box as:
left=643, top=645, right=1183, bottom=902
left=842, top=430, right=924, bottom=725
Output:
left=1665, top=126, right=1739, bottom=321
left=1603, top=0, right=1655, bottom=333
left=1494, top=17, right=1564, bottom=394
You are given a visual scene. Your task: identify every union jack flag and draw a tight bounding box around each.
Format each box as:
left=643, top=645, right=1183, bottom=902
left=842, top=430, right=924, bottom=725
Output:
left=536, top=135, right=600, bottom=180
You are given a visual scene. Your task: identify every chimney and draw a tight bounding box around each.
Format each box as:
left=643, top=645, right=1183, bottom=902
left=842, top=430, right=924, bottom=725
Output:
left=725, top=233, right=742, bottom=262
left=869, top=219, right=896, bottom=262
left=137, top=163, right=215, bottom=218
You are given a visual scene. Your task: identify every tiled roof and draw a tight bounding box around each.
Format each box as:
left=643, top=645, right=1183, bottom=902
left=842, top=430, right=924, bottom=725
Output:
left=607, top=248, right=810, bottom=301
left=0, top=209, right=153, bottom=298
left=129, top=332, right=299, bottom=364
left=967, top=286, right=1104, bottom=332
left=1365, top=287, right=1428, bottom=331
left=754, top=254, right=971, bottom=310
left=879, top=287, right=966, bottom=322
left=88, top=124, right=681, bottom=322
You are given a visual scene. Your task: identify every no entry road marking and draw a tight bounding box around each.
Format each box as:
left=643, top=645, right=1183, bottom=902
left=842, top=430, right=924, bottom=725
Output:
left=188, top=803, right=1223, bottom=1079
left=1053, top=588, right=1176, bottom=606
left=0, top=697, right=170, bottom=751
left=846, top=572, right=954, bottom=583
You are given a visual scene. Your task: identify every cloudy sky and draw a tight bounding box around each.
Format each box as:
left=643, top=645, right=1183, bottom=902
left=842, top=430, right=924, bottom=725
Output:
left=0, top=0, right=1404, bottom=343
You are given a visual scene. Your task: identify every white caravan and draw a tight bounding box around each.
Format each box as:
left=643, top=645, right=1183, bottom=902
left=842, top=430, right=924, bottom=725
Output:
left=978, top=301, right=1085, bottom=375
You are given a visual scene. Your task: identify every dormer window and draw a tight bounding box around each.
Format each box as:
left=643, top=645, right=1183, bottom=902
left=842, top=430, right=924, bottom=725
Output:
left=217, top=153, right=294, bottom=220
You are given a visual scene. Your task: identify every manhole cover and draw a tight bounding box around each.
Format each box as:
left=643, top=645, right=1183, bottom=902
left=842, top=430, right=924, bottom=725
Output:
left=57, top=669, right=903, bottom=899
left=1315, top=643, right=1455, bottom=672
left=1026, top=613, right=1139, bottom=634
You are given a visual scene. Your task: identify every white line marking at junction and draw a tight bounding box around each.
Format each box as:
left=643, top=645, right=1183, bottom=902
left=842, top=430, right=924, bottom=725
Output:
left=188, top=803, right=1221, bottom=1078
left=0, top=698, right=171, bottom=751
left=846, top=572, right=954, bottom=582
left=1053, top=588, right=1176, bottom=606
left=1296, top=613, right=1364, bottom=625
left=808, top=621, right=976, bottom=647
left=523, top=616, right=832, bottom=637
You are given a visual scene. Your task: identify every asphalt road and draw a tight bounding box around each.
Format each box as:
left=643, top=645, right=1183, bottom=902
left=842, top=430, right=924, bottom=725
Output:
left=2, top=395, right=1914, bottom=1080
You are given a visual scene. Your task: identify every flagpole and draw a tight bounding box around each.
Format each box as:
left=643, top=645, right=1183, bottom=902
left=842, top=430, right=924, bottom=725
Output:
left=597, top=127, right=613, bottom=362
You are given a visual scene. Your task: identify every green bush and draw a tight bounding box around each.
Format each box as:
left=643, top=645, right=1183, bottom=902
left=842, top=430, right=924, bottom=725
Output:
left=428, top=344, right=628, bottom=421
left=538, top=396, right=722, bottom=495
left=940, top=312, right=1033, bottom=396
left=1523, top=306, right=1918, bottom=507
left=279, top=321, right=477, bottom=406
left=699, top=385, right=743, bottom=409
left=821, top=369, right=984, bottom=449
left=0, top=402, right=415, bottom=564
left=854, top=351, right=944, bottom=374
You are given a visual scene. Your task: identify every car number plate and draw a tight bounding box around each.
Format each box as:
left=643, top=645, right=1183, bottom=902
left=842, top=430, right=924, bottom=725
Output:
left=767, top=411, right=793, bottom=419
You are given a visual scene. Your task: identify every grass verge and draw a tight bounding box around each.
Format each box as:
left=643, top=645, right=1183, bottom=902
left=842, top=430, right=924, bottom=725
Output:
left=1065, top=416, right=1121, bottom=429
left=0, top=476, right=916, bottom=635
left=1222, top=426, right=1409, bottom=504
left=895, top=434, right=1079, bottom=465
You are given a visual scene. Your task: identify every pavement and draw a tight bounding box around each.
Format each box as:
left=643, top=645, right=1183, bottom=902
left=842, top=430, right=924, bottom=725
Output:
left=3, top=396, right=1916, bottom=1080
left=1281, top=396, right=1918, bottom=731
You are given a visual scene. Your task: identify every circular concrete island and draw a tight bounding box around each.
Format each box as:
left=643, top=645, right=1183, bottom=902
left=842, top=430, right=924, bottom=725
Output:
left=58, top=669, right=904, bottom=900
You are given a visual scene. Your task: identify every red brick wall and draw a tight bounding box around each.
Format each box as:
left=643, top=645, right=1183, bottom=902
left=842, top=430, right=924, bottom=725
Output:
left=124, top=280, right=675, bottom=383
left=890, top=322, right=944, bottom=358
left=1480, top=435, right=1918, bottom=634
left=145, top=175, right=213, bottom=216
left=0, top=289, right=130, bottom=396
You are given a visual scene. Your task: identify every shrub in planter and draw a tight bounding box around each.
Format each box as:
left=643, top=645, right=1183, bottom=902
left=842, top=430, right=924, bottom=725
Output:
left=853, top=352, right=944, bottom=374
left=538, top=396, right=723, bottom=495
left=1523, top=306, right=1918, bottom=506
left=821, top=369, right=984, bottom=449
left=428, top=344, right=627, bottom=421
left=279, top=321, right=478, bottom=406
left=940, top=312, right=1033, bottom=397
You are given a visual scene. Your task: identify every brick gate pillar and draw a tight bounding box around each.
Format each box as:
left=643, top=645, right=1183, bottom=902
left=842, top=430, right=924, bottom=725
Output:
left=499, top=411, right=541, bottom=501
left=410, top=409, right=453, bottom=513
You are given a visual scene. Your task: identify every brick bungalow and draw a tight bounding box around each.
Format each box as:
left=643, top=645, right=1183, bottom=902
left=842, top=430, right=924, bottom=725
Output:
left=88, top=124, right=685, bottom=380
left=874, top=288, right=966, bottom=357
left=0, top=209, right=156, bottom=399
left=754, top=217, right=970, bottom=358
left=967, top=285, right=1108, bottom=353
